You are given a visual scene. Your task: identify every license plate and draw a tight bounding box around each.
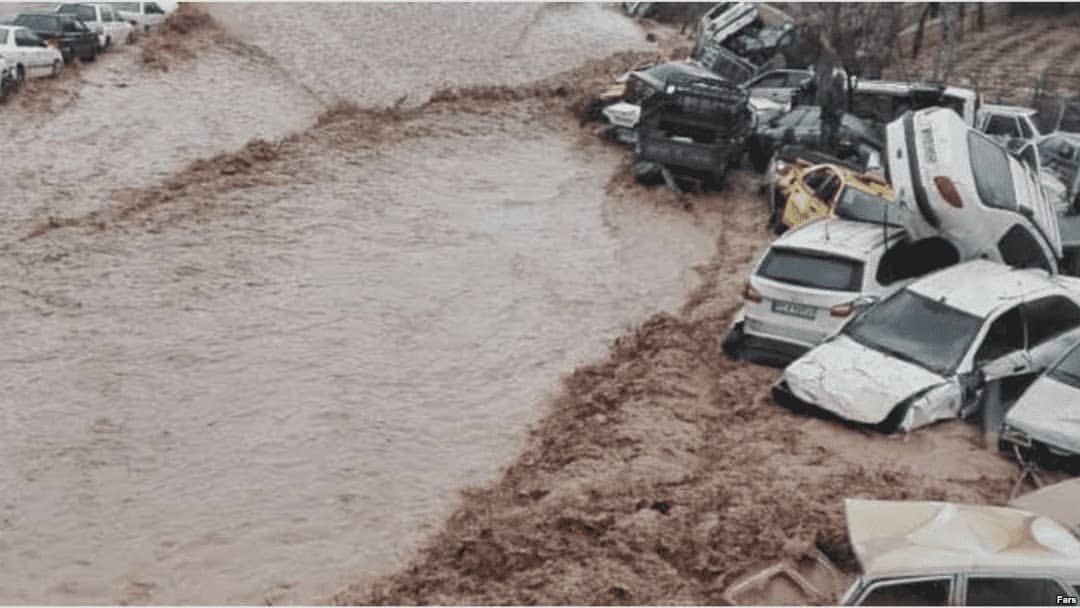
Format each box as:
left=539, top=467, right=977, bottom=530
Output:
left=771, top=300, right=816, bottom=320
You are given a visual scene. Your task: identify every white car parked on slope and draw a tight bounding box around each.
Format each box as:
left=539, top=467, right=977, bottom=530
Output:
left=56, top=3, right=133, bottom=51
left=0, top=25, right=64, bottom=82
left=886, top=107, right=1063, bottom=274
left=773, top=259, right=1080, bottom=433
left=109, top=1, right=167, bottom=32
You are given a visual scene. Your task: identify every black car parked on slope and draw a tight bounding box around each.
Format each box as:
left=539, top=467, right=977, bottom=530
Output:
left=12, top=12, right=97, bottom=63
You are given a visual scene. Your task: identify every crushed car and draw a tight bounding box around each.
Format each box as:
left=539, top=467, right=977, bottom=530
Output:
left=692, top=2, right=801, bottom=71
left=976, top=103, right=1044, bottom=144
left=721, top=216, right=957, bottom=368
left=1000, top=338, right=1080, bottom=468
left=840, top=498, right=1080, bottom=605
left=747, top=105, right=883, bottom=173
left=1038, top=131, right=1080, bottom=213
left=767, top=146, right=894, bottom=234
left=632, top=71, right=753, bottom=191
left=773, top=260, right=1080, bottom=433
left=886, top=107, right=1064, bottom=275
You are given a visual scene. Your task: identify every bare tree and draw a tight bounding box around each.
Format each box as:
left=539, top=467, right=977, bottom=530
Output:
left=932, top=4, right=956, bottom=82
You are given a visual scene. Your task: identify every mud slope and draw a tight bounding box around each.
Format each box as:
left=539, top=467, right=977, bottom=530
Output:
left=887, top=12, right=1080, bottom=100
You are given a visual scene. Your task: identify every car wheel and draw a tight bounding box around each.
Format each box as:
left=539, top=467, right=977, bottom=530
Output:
left=722, top=322, right=746, bottom=361
left=51, top=59, right=62, bottom=78
left=83, top=48, right=97, bottom=62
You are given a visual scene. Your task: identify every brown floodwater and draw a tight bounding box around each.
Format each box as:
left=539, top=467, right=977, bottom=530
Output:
left=0, top=4, right=729, bottom=604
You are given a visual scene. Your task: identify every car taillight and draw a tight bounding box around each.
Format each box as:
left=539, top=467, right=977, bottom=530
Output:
left=933, top=176, right=964, bottom=208
left=743, top=281, right=763, bottom=303
left=830, top=302, right=855, bottom=318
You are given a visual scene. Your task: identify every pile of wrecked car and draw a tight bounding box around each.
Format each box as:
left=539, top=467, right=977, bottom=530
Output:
left=603, top=2, right=1080, bottom=475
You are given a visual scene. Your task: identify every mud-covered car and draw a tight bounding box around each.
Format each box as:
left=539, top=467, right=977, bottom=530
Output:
left=773, top=260, right=1080, bottom=433
left=12, top=12, right=97, bottom=63
left=1000, top=338, right=1080, bottom=466
left=886, top=107, right=1064, bottom=274
left=633, top=73, right=753, bottom=190
left=768, top=150, right=894, bottom=234
left=721, top=217, right=957, bottom=368
left=1038, top=131, right=1080, bottom=213
left=840, top=498, right=1080, bottom=605
left=747, top=105, right=883, bottom=173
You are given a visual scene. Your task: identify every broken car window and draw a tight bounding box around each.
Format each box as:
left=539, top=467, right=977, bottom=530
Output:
left=756, top=248, right=863, bottom=292
left=858, top=577, right=950, bottom=606
left=1048, top=342, right=1080, bottom=388
left=968, top=131, right=1019, bottom=211
left=843, top=290, right=982, bottom=376
left=974, top=306, right=1025, bottom=365
left=835, top=187, right=902, bottom=227
left=965, top=577, right=1068, bottom=606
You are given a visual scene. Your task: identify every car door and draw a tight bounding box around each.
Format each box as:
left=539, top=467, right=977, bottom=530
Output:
left=961, top=575, right=1072, bottom=606
left=784, top=167, right=840, bottom=228
left=13, top=29, right=45, bottom=74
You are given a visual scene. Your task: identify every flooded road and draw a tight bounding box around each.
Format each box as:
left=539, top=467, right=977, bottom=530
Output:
left=0, top=4, right=723, bottom=603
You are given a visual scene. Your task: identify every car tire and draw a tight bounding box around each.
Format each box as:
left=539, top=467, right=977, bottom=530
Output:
left=722, top=322, right=746, bottom=361
left=84, top=48, right=97, bottom=62
left=51, top=59, right=62, bottom=78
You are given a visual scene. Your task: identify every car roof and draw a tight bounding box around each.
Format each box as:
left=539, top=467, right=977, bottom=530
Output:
left=846, top=499, right=1080, bottom=581
left=1009, top=479, right=1080, bottom=536
left=774, top=217, right=902, bottom=260
left=906, top=260, right=1066, bottom=318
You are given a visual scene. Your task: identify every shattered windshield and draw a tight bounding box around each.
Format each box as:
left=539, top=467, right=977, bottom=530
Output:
left=835, top=187, right=902, bottom=227
left=757, top=248, right=864, bottom=292
left=968, top=131, right=1018, bottom=211
left=1049, top=343, right=1080, bottom=388
left=843, top=289, right=983, bottom=376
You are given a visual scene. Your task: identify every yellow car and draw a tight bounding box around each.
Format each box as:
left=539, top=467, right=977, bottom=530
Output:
left=768, top=156, right=894, bottom=234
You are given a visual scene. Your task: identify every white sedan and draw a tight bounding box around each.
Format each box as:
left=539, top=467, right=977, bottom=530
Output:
left=110, top=1, right=168, bottom=32
left=773, top=259, right=1080, bottom=433
left=0, top=25, right=64, bottom=82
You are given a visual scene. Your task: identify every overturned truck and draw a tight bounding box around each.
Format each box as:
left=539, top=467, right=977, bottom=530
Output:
left=633, top=75, right=754, bottom=191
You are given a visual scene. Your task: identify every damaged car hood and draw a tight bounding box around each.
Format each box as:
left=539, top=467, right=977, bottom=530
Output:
left=1009, top=479, right=1080, bottom=535
left=784, top=335, right=946, bottom=425
left=1004, top=376, right=1080, bottom=456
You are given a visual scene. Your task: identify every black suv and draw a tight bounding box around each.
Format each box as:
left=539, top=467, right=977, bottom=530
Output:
left=12, top=13, right=97, bottom=63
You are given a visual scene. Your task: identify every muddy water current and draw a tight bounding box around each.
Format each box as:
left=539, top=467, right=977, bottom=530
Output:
left=0, top=4, right=723, bottom=603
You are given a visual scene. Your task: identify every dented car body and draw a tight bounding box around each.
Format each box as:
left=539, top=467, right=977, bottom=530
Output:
left=885, top=107, right=1064, bottom=274
left=1001, top=339, right=1080, bottom=463
left=840, top=498, right=1080, bottom=605
left=773, top=260, right=1080, bottom=432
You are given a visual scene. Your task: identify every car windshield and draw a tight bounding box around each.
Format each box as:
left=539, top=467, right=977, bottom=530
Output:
left=1048, top=343, right=1080, bottom=388
left=843, top=289, right=983, bottom=376
left=835, top=187, right=902, bottom=227
left=756, top=247, right=864, bottom=292
left=968, top=131, right=1018, bottom=211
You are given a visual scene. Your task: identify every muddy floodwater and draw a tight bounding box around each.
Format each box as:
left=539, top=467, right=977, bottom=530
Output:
left=0, top=4, right=728, bottom=604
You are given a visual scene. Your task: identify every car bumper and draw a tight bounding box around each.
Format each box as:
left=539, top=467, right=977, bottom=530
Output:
left=724, top=321, right=811, bottom=368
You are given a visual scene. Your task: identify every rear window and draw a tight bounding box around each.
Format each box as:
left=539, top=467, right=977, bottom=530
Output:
left=15, top=14, right=59, bottom=31
left=756, top=247, right=864, bottom=292
left=968, top=131, right=1018, bottom=210
left=111, top=3, right=139, bottom=11
left=58, top=4, right=97, bottom=22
